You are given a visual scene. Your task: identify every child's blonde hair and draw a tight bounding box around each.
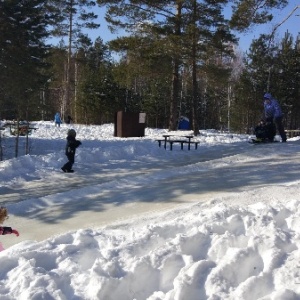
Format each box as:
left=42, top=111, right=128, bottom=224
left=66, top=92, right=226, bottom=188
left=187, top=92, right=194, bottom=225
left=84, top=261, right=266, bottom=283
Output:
left=0, top=207, right=8, bottom=224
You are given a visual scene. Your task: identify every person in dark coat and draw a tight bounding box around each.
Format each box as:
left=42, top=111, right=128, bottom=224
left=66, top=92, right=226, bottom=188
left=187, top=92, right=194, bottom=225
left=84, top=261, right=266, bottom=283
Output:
left=66, top=115, right=73, bottom=124
left=61, top=129, right=81, bottom=173
left=263, top=93, right=287, bottom=142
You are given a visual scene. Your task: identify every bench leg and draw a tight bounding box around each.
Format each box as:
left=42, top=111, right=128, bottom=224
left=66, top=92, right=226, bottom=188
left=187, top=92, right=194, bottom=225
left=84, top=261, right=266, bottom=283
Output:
left=181, top=142, right=184, bottom=150
left=195, top=143, right=199, bottom=149
left=188, top=142, right=191, bottom=150
left=158, top=140, right=161, bottom=147
left=170, top=141, right=173, bottom=150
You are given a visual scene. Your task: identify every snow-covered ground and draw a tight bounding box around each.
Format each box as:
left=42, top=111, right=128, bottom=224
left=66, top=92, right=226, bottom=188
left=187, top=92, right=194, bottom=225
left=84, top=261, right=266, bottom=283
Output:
left=0, top=121, right=299, bottom=300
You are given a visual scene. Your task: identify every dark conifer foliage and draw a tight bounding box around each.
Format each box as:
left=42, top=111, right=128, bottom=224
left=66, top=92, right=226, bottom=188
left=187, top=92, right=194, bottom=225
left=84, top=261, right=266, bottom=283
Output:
left=74, top=37, right=123, bottom=124
left=97, top=0, right=236, bottom=131
left=50, top=0, right=100, bottom=39
left=0, top=0, right=53, bottom=120
left=230, top=0, right=288, bottom=31
left=232, top=32, right=300, bottom=133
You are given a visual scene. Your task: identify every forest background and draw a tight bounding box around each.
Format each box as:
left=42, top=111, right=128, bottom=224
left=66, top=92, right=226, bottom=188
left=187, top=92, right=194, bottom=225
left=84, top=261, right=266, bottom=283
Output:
left=1, top=0, right=300, bottom=134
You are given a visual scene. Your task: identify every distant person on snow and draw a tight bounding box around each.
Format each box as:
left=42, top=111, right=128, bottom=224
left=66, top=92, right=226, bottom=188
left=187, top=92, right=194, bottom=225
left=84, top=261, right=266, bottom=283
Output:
left=61, top=129, right=81, bottom=173
left=54, top=112, right=62, bottom=127
left=66, top=115, right=73, bottom=124
left=0, top=207, right=19, bottom=251
left=263, top=93, right=287, bottom=142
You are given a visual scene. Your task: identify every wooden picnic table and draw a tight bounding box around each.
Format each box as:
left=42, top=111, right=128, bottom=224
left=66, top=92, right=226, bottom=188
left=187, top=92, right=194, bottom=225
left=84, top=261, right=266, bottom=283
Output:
left=156, top=134, right=199, bottom=150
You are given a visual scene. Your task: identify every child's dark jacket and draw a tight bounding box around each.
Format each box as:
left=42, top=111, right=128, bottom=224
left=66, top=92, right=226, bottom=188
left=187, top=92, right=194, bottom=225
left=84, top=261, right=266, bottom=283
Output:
left=65, top=136, right=81, bottom=156
left=254, top=121, right=276, bottom=141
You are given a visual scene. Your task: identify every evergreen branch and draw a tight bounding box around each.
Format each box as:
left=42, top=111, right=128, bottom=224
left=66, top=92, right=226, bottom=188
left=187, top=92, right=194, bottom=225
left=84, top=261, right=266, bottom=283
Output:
left=127, top=1, right=175, bottom=19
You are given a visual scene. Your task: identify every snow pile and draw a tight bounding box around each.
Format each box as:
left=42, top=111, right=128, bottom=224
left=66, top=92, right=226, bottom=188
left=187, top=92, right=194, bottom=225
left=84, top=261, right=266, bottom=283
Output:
left=0, top=121, right=299, bottom=299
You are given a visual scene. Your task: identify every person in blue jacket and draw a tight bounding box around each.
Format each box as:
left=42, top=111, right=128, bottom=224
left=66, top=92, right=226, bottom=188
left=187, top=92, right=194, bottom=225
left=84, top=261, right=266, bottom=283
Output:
left=61, top=129, right=81, bottom=173
left=54, top=112, right=62, bottom=127
left=263, top=93, right=287, bottom=142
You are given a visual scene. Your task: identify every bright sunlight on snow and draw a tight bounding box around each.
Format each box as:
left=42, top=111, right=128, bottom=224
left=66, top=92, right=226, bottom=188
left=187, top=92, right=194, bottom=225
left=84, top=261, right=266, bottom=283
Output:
left=0, top=121, right=300, bottom=300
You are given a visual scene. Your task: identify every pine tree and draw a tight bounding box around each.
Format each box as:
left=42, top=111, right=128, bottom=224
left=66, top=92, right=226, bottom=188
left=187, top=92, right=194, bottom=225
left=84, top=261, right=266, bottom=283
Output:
left=97, top=0, right=235, bottom=131
left=75, top=37, right=121, bottom=124
left=181, top=0, right=237, bottom=133
left=50, top=0, right=100, bottom=121
left=109, top=34, right=173, bottom=128
left=232, top=32, right=300, bottom=133
left=273, top=33, right=300, bottom=129
left=0, top=0, right=53, bottom=120
left=0, top=0, right=56, bottom=157
left=230, top=0, right=289, bottom=31
left=95, top=0, right=292, bottom=132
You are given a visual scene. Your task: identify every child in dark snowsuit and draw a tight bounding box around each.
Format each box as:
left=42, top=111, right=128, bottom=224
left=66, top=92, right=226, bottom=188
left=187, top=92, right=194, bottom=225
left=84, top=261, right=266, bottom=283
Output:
left=61, top=129, right=81, bottom=173
left=254, top=120, right=276, bottom=142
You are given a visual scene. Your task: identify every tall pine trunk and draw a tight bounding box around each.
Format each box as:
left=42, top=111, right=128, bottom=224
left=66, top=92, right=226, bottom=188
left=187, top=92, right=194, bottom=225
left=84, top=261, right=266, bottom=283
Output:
left=169, top=1, right=182, bottom=131
left=191, top=0, right=199, bottom=136
left=63, top=0, right=74, bottom=122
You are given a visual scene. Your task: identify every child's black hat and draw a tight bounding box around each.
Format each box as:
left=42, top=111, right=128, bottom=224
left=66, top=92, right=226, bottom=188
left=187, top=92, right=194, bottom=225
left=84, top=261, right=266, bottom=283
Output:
left=68, top=129, right=76, bottom=137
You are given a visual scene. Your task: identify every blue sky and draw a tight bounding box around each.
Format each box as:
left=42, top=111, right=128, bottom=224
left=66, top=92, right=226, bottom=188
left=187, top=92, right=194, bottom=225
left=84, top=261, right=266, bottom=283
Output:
left=83, top=1, right=300, bottom=53
left=236, top=1, right=300, bottom=51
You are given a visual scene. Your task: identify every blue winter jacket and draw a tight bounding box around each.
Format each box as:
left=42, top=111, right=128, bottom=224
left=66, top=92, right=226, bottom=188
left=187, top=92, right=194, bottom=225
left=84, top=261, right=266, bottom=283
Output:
left=54, top=113, right=61, bottom=124
left=264, top=97, right=283, bottom=119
